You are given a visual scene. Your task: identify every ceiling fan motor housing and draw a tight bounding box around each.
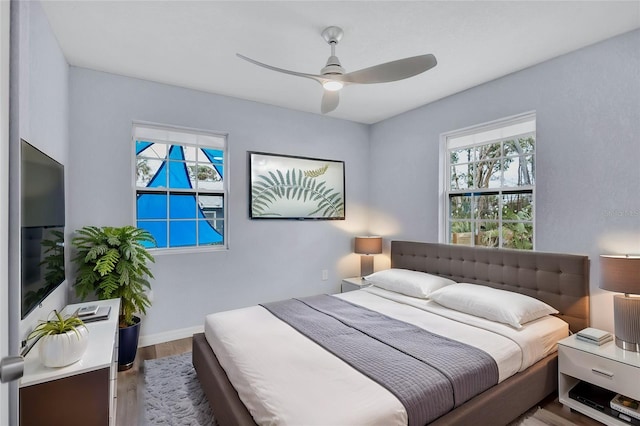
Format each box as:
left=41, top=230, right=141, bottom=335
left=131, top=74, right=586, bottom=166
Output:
left=321, top=55, right=345, bottom=76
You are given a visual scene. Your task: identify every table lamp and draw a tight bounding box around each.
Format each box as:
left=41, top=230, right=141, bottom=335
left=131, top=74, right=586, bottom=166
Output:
left=600, top=254, right=640, bottom=352
left=354, top=236, right=382, bottom=277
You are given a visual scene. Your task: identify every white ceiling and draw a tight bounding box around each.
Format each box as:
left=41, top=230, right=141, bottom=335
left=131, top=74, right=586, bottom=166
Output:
left=41, top=1, right=640, bottom=124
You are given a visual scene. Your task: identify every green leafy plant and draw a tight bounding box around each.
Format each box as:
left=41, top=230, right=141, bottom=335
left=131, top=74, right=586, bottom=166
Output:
left=28, top=310, right=87, bottom=341
left=72, top=226, right=156, bottom=327
left=188, top=164, right=222, bottom=182
left=251, top=167, right=344, bottom=218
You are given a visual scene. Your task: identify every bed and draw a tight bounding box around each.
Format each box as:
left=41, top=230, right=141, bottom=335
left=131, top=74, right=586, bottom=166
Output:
left=193, top=241, right=590, bottom=425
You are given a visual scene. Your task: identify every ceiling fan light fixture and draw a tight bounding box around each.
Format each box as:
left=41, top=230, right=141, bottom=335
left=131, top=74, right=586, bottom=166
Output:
left=323, top=80, right=343, bottom=91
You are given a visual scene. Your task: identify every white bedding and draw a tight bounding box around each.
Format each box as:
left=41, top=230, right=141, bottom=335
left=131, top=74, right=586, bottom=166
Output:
left=204, top=288, right=568, bottom=426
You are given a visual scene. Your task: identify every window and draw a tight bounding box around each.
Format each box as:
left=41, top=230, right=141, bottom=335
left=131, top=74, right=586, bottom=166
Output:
left=133, top=123, right=227, bottom=250
left=442, top=113, right=535, bottom=250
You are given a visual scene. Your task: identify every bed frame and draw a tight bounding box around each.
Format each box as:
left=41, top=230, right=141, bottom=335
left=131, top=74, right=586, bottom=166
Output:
left=193, top=241, right=590, bottom=425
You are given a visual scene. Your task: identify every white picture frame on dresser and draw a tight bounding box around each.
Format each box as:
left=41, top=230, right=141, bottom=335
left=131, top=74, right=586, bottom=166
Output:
left=558, top=333, right=640, bottom=426
left=19, top=298, right=120, bottom=426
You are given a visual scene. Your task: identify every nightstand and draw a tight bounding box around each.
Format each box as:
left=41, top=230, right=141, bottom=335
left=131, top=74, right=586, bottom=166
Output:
left=341, top=277, right=371, bottom=292
left=558, top=334, right=640, bottom=425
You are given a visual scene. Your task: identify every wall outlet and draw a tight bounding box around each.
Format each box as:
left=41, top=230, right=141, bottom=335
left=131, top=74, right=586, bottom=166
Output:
left=321, top=269, right=328, bottom=281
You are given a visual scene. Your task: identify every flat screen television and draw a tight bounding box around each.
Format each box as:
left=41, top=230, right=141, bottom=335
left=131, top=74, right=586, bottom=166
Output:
left=21, top=140, right=66, bottom=319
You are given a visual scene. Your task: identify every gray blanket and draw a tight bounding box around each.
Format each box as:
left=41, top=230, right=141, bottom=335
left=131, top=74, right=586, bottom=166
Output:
left=261, top=294, right=498, bottom=426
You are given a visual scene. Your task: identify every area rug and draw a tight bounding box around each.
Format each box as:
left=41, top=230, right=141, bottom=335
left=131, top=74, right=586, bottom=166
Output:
left=143, top=352, right=216, bottom=425
left=512, top=407, right=577, bottom=426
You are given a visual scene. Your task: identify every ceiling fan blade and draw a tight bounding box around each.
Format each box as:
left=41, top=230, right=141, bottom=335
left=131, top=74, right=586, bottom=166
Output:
left=341, top=54, right=437, bottom=84
left=321, top=90, right=339, bottom=114
left=237, top=54, right=325, bottom=84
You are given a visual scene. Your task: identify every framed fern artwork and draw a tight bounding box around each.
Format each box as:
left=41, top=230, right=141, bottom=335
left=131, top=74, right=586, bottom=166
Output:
left=249, top=151, right=345, bottom=220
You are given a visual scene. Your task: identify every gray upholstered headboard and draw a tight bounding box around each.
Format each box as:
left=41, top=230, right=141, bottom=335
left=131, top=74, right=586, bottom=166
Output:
left=391, top=241, right=590, bottom=333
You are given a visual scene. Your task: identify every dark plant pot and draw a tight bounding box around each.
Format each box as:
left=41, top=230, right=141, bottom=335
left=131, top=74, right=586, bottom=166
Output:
left=118, top=316, right=141, bottom=371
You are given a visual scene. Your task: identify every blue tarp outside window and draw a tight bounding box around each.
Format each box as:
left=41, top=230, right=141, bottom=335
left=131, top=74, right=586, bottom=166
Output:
left=136, top=141, right=224, bottom=248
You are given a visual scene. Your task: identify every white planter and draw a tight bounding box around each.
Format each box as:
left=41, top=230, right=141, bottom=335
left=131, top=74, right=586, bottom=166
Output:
left=39, top=326, right=89, bottom=368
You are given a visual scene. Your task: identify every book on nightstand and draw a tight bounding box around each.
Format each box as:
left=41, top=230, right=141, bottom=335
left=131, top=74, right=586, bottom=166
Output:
left=611, top=394, right=640, bottom=423
left=576, top=327, right=613, bottom=345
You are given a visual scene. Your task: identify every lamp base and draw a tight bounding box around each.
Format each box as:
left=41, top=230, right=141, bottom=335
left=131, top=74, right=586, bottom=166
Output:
left=613, top=294, right=640, bottom=352
left=360, top=255, right=374, bottom=277
left=615, top=336, right=640, bottom=352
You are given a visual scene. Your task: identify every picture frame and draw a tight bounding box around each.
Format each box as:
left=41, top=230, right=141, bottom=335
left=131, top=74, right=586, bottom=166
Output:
left=249, top=151, right=345, bottom=220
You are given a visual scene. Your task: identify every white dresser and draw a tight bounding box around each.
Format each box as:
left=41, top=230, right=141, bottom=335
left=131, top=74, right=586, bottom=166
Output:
left=19, top=298, right=120, bottom=426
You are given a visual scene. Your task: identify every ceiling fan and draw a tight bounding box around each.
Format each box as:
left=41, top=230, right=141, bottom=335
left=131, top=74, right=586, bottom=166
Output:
left=237, top=26, right=437, bottom=114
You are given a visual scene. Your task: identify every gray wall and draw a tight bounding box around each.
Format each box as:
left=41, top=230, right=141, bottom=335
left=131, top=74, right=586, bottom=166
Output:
left=68, top=68, right=370, bottom=340
left=19, top=1, right=639, bottom=342
left=369, top=29, right=640, bottom=332
left=11, top=0, right=69, bottom=342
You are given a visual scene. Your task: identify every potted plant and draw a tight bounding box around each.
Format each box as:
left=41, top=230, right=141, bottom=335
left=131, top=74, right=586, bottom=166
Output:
left=71, top=225, right=156, bottom=370
left=28, top=310, right=89, bottom=368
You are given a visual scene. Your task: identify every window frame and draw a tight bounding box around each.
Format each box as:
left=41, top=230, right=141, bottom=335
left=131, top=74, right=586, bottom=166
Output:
left=132, top=122, right=229, bottom=254
left=439, top=112, right=536, bottom=250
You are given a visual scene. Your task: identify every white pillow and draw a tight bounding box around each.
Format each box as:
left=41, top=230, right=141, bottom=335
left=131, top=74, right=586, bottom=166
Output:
left=364, top=268, right=456, bottom=299
left=429, top=283, right=558, bottom=329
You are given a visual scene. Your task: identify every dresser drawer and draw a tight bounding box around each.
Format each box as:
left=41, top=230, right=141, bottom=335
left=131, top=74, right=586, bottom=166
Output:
left=559, top=345, right=640, bottom=400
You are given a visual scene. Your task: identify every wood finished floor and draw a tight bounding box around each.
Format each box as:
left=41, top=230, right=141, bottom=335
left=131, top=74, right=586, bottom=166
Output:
left=116, top=337, right=603, bottom=426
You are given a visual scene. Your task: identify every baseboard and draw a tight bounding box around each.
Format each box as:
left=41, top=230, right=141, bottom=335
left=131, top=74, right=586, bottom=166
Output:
left=139, top=325, right=204, bottom=348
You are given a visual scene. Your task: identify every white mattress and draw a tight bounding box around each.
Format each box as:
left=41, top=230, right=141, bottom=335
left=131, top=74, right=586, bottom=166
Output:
left=204, top=288, right=568, bottom=426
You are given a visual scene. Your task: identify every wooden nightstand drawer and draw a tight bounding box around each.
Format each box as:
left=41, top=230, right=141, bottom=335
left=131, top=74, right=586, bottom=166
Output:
left=559, top=345, right=640, bottom=400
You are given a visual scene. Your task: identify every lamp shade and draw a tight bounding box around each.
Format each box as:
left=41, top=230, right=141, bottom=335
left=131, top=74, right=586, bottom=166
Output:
left=600, top=255, right=640, bottom=294
left=354, top=236, right=382, bottom=255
